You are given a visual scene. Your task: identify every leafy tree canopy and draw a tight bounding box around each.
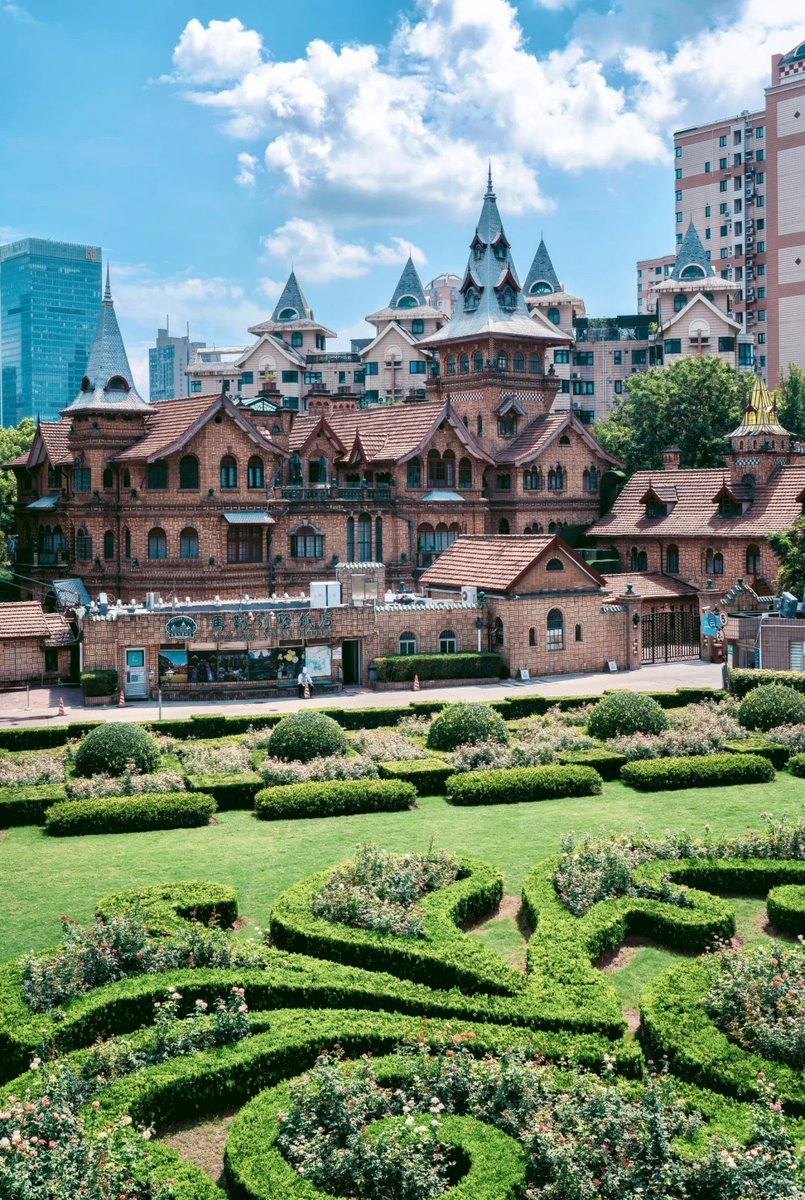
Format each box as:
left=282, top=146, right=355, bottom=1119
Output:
left=768, top=518, right=805, bottom=598
left=0, top=419, right=35, bottom=565
left=777, top=365, right=805, bottom=441
left=595, top=357, right=752, bottom=474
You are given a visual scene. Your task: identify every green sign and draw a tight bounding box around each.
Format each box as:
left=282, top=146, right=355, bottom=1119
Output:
left=165, top=615, right=198, bottom=639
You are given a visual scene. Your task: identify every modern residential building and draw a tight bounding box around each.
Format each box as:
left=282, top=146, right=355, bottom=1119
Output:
left=673, top=38, right=805, bottom=384
left=148, top=325, right=206, bottom=401
left=0, top=238, right=102, bottom=425
left=636, top=254, right=675, bottom=313
left=424, top=272, right=461, bottom=318
left=360, top=257, right=445, bottom=403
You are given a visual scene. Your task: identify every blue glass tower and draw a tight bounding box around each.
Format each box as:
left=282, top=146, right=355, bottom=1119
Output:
left=0, top=238, right=102, bottom=425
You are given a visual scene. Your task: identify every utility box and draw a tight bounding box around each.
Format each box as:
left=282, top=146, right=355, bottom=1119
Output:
left=310, top=581, right=342, bottom=609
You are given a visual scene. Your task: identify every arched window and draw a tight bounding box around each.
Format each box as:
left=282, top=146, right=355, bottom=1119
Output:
left=446, top=355, right=456, bottom=375
left=147, top=527, right=167, bottom=560
left=476, top=415, right=483, bottom=436
left=493, top=617, right=504, bottom=646
left=548, top=521, right=557, bottom=534
left=434, top=522, right=451, bottom=552
left=76, top=526, right=92, bottom=561
left=290, top=525, right=324, bottom=558
left=358, top=513, right=372, bottom=560
left=666, top=544, right=680, bottom=573
left=525, top=522, right=543, bottom=534
left=523, top=466, right=542, bottom=491
left=559, top=435, right=571, bottom=446
left=417, top=523, right=435, bottom=564
left=439, top=629, right=458, bottom=654
left=547, top=608, right=564, bottom=651
left=630, top=546, right=648, bottom=571
left=465, top=287, right=479, bottom=311
left=458, top=458, right=473, bottom=488
left=220, top=455, right=237, bottom=489
left=513, top=351, right=525, bottom=371
left=746, top=544, right=761, bottom=575
left=575, top=623, right=583, bottom=642
left=179, top=527, right=199, bottom=560
left=123, top=527, right=131, bottom=559
left=707, top=549, right=724, bottom=575
left=529, top=353, right=540, bottom=373
left=179, top=455, right=199, bottom=490
left=407, top=458, right=422, bottom=489
left=496, top=351, right=509, bottom=370
left=674, top=294, right=687, bottom=313
left=103, top=530, right=114, bottom=559
left=546, top=558, right=564, bottom=571
left=548, top=465, right=565, bottom=491
left=529, top=627, right=536, bottom=646
left=247, top=456, right=264, bottom=488
left=122, top=469, right=131, bottom=489
left=228, top=525, right=262, bottom=563
left=399, top=631, right=417, bottom=655
left=346, top=516, right=355, bottom=561
left=583, top=466, right=599, bottom=492
left=442, top=449, right=455, bottom=487
left=375, top=516, right=383, bottom=561
left=102, top=468, right=114, bottom=489
left=473, top=352, right=484, bottom=371
left=289, top=452, right=303, bottom=486
left=147, top=462, right=168, bottom=490
left=547, top=307, right=560, bottom=325
left=52, top=524, right=64, bottom=556
left=499, top=518, right=510, bottom=534
left=459, top=353, right=470, bottom=373
left=428, top=450, right=448, bottom=487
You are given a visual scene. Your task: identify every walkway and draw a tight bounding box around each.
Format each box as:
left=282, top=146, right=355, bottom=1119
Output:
left=0, top=660, right=722, bottom=727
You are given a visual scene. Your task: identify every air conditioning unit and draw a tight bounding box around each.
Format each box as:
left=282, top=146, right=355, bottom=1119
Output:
left=461, top=585, right=479, bottom=606
left=570, top=372, right=579, bottom=379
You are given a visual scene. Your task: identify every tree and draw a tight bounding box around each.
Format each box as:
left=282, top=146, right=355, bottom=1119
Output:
left=0, top=418, right=35, bottom=565
left=768, top=518, right=805, bottom=597
left=777, top=365, right=805, bottom=441
left=595, top=357, right=751, bottom=474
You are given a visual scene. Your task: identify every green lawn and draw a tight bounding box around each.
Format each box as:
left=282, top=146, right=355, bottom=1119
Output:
left=4, top=774, right=805, bottom=963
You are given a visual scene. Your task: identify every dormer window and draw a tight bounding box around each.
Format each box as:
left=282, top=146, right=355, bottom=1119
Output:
left=497, top=413, right=518, bottom=438
left=278, top=307, right=299, bottom=320
left=719, top=497, right=742, bottom=518
left=471, top=236, right=485, bottom=261
left=107, top=375, right=129, bottom=392
left=499, top=286, right=516, bottom=310
left=646, top=499, right=667, bottom=518
left=464, top=286, right=479, bottom=311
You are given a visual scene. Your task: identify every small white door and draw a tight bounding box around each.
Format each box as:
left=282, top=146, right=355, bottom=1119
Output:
left=124, top=648, right=148, bottom=698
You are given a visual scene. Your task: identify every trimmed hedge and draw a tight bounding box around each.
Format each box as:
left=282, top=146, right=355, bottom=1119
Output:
left=373, top=652, right=505, bottom=683
left=0, top=722, right=101, bottom=751
left=97, top=880, right=239, bottom=935
left=254, top=778, right=416, bottom=821
left=80, top=668, right=118, bottom=697
left=767, top=884, right=805, bottom=935
left=788, top=751, right=805, bottom=778
left=266, top=711, right=349, bottom=762
left=44, top=791, right=216, bottom=836
left=722, top=737, right=790, bottom=769
left=426, top=703, right=509, bottom=751
left=557, top=747, right=627, bottom=782
left=730, top=668, right=805, bottom=698
left=587, top=691, right=668, bottom=739
left=620, top=752, right=775, bottom=792
left=738, top=683, right=805, bottom=732
left=377, top=758, right=454, bottom=794
left=73, top=722, right=161, bottom=777
left=185, top=771, right=263, bottom=810
left=0, top=783, right=67, bottom=827
left=446, top=764, right=603, bottom=807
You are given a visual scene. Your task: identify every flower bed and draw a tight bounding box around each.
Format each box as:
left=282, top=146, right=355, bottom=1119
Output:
left=706, top=941, right=805, bottom=1067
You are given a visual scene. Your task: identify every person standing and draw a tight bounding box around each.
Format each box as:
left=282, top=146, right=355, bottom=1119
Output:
left=297, top=665, right=314, bottom=698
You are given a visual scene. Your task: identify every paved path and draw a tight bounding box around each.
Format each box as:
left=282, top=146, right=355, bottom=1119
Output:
left=0, top=660, right=722, bottom=727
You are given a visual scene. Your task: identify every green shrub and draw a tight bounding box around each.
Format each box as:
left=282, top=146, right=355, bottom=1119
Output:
left=79, top=669, right=119, bottom=697
left=73, top=722, right=161, bottom=778
left=44, top=791, right=215, bottom=836
left=767, top=885, right=805, bottom=935
left=97, top=880, right=238, bottom=935
left=254, top=777, right=416, bottom=821
left=266, top=711, right=348, bottom=761
left=376, top=759, right=454, bottom=794
left=184, top=772, right=263, bottom=809
left=0, top=784, right=67, bottom=827
left=557, top=748, right=628, bottom=781
left=446, top=764, right=603, bottom=807
left=426, top=703, right=509, bottom=751
left=730, top=668, right=805, bottom=698
left=587, top=692, right=669, bottom=739
left=620, top=752, right=774, bottom=792
left=789, top=751, right=805, bottom=778
left=722, top=737, right=790, bottom=769
left=373, top=652, right=505, bottom=683
left=0, top=723, right=101, bottom=752
left=737, top=684, right=805, bottom=732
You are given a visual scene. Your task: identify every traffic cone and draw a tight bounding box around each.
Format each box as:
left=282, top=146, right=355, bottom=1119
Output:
left=58, top=696, right=65, bottom=717
left=118, top=690, right=126, bottom=708
left=304, top=680, right=311, bottom=700
left=413, top=674, right=420, bottom=692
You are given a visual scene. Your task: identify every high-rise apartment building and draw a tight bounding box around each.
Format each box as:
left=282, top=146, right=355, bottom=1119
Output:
left=0, top=238, right=102, bottom=425
left=673, top=39, right=805, bottom=384
left=636, top=254, right=675, bottom=313
left=148, top=325, right=206, bottom=401
left=424, top=272, right=461, bottom=318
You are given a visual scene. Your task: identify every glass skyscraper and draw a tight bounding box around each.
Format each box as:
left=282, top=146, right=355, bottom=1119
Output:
left=0, top=238, right=102, bottom=425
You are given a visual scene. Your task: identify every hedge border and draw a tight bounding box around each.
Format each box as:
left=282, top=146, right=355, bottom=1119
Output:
left=0, top=782, right=67, bottom=826
left=185, top=772, right=263, bottom=810
left=766, top=884, right=805, bottom=935
left=254, top=777, right=417, bottom=821
left=96, top=880, right=239, bottom=936
left=44, top=791, right=216, bottom=836
left=445, top=763, right=603, bottom=807
left=376, top=758, right=454, bottom=794
left=619, top=752, right=775, bottom=792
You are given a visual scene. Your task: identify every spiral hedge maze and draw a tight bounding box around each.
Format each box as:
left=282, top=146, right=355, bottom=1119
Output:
left=2, top=853, right=805, bottom=1197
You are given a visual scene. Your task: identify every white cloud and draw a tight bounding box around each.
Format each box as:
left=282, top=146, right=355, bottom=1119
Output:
left=2, top=4, right=41, bottom=25
left=171, top=17, right=263, bottom=84
left=262, top=218, right=426, bottom=282
left=235, top=151, right=259, bottom=188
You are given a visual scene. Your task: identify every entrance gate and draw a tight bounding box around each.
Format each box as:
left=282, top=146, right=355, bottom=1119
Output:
left=641, top=609, right=700, bottom=664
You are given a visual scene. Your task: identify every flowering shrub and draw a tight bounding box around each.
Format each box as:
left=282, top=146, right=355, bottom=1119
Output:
left=66, top=769, right=186, bottom=800
left=768, top=724, right=805, bottom=753
left=706, top=941, right=805, bottom=1067
left=610, top=700, right=747, bottom=760
left=554, top=812, right=805, bottom=916
left=261, top=754, right=378, bottom=786
left=311, top=843, right=462, bottom=937
left=587, top=691, right=668, bottom=739
left=0, top=750, right=65, bottom=787
left=426, top=703, right=509, bottom=751
left=396, top=714, right=433, bottom=738
left=351, top=728, right=427, bottom=762
left=178, top=740, right=252, bottom=775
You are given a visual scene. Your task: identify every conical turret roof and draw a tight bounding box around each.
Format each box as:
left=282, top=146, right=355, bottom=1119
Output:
left=672, top=222, right=716, bottom=281
left=524, top=238, right=561, bottom=295
left=271, top=270, right=313, bottom=322
left=388, top=256, right=427, bottom=308
left=63, top=267, right=149, bottom=413
left=729, top=375, right=791, bottom=438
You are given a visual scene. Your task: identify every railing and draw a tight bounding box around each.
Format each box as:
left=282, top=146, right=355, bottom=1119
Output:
left=280, top=485, right=395, bottom=503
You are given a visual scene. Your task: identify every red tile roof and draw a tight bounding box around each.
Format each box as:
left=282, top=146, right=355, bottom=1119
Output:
left=593, top=463, right=805, bottom=539
left=114, top=394, right=283, bottom=463
left=43, top=612, right=73, bottom=646
left=602, top=572, right=698, bottom=599
left=39, top=421, right=73, bottom=466
left=0, top=602, right=50, bottom=640
left=419, top=534, right=556, bottom=591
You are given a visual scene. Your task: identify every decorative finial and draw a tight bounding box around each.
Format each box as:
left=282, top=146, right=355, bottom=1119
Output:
left=104, top=264, right=112, bottom=303
left=486, top=161, right=494, bottom=196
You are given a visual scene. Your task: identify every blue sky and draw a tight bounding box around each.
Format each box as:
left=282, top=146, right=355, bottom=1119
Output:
left=1, top=0, right=802, bottom=394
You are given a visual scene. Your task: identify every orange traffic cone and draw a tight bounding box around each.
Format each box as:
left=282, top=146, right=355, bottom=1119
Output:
left=413, top=674, right=420, bottom=692
left=304, top=680, right=311, bottom=700
left=118, top=690, right=126, bottom=708
left=58, top=696, right=65, bottom=717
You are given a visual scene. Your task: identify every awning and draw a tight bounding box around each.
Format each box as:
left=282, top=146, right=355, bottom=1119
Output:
left=52, top=578, right=91, bottom=607
left=26, top=494, right=60, bottom=510
left=421, top=490, right=463, bottom=503
left=223, top=511, right=275, bottom=525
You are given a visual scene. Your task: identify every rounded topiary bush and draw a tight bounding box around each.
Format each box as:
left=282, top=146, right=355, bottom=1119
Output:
left=266, top=711, right=349, bottom=761
left=73, top=722, right=161, bottom=778
left=587, top=691, right=669, bottom=740
left=426, top=702, right=509, bottom=751
left=738, top=684, right=805, bottom=732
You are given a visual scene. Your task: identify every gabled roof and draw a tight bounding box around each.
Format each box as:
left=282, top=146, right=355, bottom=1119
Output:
left=638, top=481, right=679, bottom=507
left=660, top=291, right=740, bottom=334
left=500, top=411, right=623, bottom=469
left=419, top=533, right=607, bottom=593
left=63, top=268, right=150, bottom=414
left=0, top=601, right=51, bottom=640
left=358, top=321, right=428, bottom=358
left=237, top=332, right=306, bottom=369
left=523, top=238, right=561, bottom=295
left=43, top=612, right=74, bottom=647
left=288, top=415, right=347, bottom=457
left=671, top=222, right=716, bottom=281
left=114, top=393, right=286, bottom=463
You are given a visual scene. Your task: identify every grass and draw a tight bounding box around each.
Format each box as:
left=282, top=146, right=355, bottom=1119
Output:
left=3, top=773, right=804, bottom=963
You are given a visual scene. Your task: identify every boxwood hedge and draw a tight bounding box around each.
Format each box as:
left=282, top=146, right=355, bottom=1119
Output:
left=620, top=752, right=774, bottom=791
left=184, top=771, right=263, bottom=810
left=44, top=791, right=216, bottom=836
left=556, top=748, right=628, bottom=781
left=96, top=879, right=239, bottom=935
left=373, top=652, right=505, bottom=683
left=730, top=668, right=805, bottom=698
left=376, top=758, right=454, bottom=794
left=446, top=764, right=603, bottom=807
left=766, top=884, right=805, bottom=935
left=0, top=783, right=67, bottom=826
left=254, top=778, right=417, bottom=821
left=722, top=737, right=789, bottom=769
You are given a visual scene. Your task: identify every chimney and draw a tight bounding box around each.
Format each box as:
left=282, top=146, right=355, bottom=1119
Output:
left=663, top=447, right=681, bottom=471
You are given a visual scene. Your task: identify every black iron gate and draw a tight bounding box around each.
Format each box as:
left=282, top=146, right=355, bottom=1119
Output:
left=641, top=609, right=700, bottom=663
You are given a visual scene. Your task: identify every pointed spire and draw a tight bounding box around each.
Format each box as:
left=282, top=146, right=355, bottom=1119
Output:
left=61, top=263, right=148, bottom=414
left=486, top=161, right=494, bottom=197
left=524, top=238, right=561, bottom=296
left=104, top=263, right=112, bottom=302
left=672, top=221, right=716, bottom=280
left=389, top=256, right=427, bottom=309
left=271, top=269, right=314, bottom=322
